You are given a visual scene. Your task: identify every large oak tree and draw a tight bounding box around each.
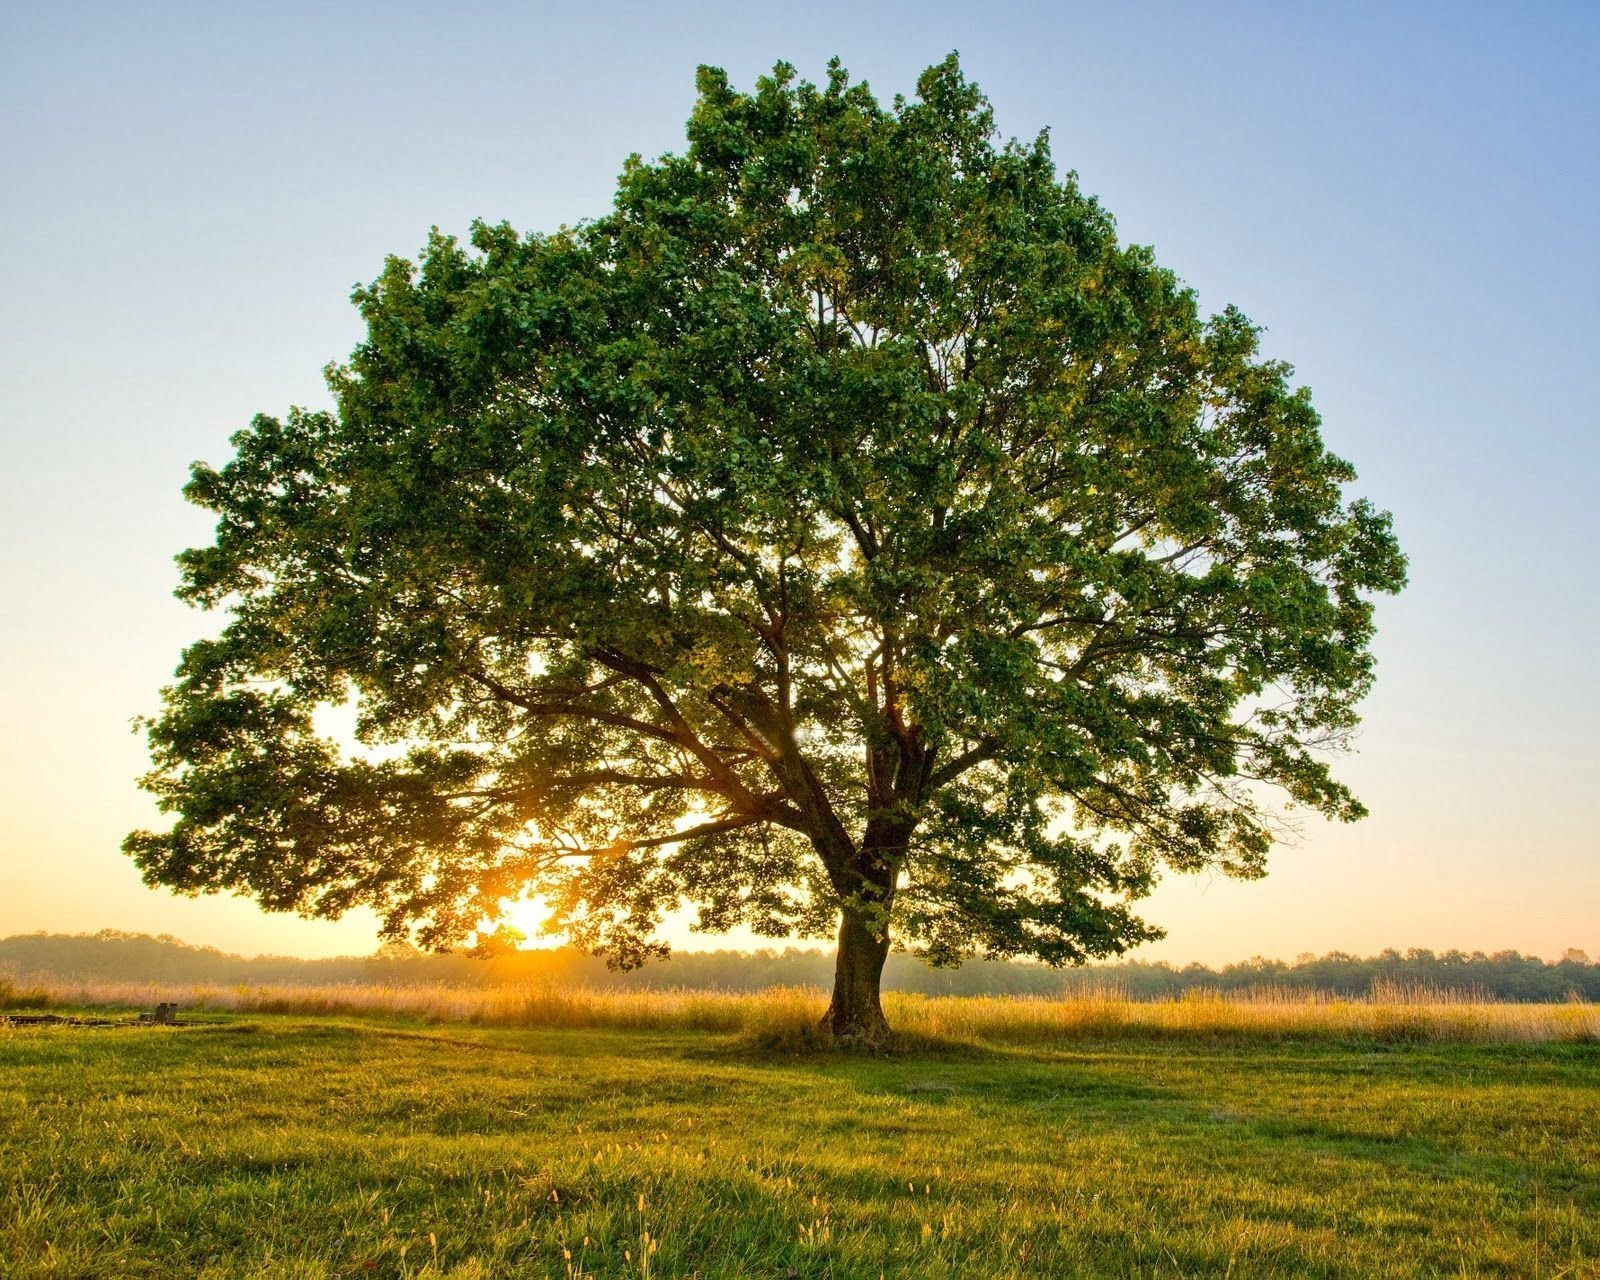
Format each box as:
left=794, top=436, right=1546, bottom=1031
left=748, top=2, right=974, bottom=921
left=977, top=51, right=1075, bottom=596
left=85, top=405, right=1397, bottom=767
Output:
left=128, top=57, right=1406, bottom=1041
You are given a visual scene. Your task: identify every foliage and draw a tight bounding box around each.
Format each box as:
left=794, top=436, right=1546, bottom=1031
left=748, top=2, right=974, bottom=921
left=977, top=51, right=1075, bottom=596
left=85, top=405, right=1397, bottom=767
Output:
left=4, top=1021, right=1597, bottom=1277
left=127, top=57, right=1405, bottom=994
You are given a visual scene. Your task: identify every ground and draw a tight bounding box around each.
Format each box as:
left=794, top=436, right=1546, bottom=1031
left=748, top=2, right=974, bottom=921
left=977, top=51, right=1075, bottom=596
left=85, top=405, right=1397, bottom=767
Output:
left=2, top=1017, right=1597, bottom=1278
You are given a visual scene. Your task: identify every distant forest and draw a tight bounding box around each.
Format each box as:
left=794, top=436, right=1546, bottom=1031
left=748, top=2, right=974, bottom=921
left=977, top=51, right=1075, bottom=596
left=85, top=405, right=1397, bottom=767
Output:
left=3, top=931, right=1597, bottom=1002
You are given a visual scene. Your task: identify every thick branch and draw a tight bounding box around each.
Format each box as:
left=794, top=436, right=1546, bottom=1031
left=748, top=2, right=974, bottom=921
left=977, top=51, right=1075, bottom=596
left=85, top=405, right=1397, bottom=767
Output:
left=928, top=737, right=999, bottom=790
left=541, top=813, right=769, bottom=860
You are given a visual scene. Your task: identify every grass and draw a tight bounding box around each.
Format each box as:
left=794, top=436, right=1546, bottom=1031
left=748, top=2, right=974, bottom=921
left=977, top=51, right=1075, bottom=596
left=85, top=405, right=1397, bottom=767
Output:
left=3, top=998, right=1598, bottom=1277
left=12, top=974, right=1600, bottom=1045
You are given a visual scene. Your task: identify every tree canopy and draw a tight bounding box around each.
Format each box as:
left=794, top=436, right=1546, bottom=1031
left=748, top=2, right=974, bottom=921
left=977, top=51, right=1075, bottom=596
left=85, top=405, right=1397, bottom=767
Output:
left=128, top=56, right=1406, bottom=1039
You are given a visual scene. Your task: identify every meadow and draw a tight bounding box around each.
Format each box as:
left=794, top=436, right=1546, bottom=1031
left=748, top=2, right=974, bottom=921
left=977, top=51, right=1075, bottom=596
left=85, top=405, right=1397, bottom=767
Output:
left=4, top=982, right=1599, bottom=1278
left=6, top=973, right=1600, bottom=1045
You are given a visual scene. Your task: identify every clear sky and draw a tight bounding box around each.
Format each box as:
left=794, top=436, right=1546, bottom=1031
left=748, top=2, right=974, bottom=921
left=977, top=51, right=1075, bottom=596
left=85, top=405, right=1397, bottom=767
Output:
left=2, top=1, right=1595, bottom=964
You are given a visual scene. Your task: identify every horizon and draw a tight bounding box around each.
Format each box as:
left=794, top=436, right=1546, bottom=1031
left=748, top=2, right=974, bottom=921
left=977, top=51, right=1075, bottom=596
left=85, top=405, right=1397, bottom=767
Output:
left=2, top=925, right=1591, bottom=970
left=2, top=3, right=1596, bottom=966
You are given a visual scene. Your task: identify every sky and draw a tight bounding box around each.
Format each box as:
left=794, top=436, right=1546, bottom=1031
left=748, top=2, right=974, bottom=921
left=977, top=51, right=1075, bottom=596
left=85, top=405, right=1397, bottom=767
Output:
left=1, top=1, right=1596, bottom=965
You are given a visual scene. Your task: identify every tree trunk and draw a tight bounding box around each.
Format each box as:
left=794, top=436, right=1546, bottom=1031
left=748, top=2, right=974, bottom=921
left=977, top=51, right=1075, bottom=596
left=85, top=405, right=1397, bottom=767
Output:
left=820, top=900, right=893, bottom=1044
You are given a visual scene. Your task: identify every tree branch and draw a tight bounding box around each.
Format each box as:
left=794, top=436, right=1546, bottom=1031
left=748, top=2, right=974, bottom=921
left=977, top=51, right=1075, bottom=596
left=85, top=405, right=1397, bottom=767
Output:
left=928, top=737, right=999, bottom=790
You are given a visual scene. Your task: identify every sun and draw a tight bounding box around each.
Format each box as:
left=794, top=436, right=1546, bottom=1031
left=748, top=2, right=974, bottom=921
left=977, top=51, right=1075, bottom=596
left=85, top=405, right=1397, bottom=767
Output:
left=487, top=895, right=563, bottom=950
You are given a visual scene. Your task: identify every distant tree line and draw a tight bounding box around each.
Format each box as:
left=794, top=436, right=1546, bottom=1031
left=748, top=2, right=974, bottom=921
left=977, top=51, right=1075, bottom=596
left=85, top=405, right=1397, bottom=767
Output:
left=2, top=931, right=1596, bottom=1002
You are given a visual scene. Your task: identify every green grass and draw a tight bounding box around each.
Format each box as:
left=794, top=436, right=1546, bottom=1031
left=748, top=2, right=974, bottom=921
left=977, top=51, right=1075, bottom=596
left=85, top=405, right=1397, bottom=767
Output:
left=3, top=1016, right=1597, bottom=1278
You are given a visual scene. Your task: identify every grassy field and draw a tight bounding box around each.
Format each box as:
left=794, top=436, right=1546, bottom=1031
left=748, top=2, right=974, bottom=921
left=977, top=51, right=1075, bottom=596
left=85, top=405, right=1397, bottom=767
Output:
left=10, top=975, right=1600, bottom=1044
left=3, top=1004, right=1598, bottom=1278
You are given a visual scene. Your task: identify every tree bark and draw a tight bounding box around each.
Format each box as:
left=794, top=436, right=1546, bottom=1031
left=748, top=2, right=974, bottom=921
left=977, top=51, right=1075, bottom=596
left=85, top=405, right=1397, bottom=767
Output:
left=820, top=899, right=893, bottom=1044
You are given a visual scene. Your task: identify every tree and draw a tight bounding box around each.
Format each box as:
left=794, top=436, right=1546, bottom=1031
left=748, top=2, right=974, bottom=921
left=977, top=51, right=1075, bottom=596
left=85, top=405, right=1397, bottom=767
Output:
left=127, top=57, right=1406, bottom=1042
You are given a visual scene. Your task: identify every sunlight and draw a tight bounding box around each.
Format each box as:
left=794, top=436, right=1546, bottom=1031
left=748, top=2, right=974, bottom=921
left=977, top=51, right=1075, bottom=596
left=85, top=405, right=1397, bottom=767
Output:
left=494, top=895, right=563, bottom=950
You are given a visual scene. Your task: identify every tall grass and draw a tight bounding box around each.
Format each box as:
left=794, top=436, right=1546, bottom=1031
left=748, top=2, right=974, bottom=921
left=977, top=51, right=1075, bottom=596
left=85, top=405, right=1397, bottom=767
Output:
left=7, top=973, right=1596, bottom=1044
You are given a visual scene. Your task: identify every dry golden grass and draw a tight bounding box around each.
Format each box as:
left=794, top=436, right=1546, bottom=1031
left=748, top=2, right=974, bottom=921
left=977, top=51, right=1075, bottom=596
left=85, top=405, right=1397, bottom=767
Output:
left=10, top=974, right=1597, bottom=1044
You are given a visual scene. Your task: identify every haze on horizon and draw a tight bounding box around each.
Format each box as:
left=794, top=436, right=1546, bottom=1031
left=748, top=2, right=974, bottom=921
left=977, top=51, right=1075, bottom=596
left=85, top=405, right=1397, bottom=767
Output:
left=2, top=2, right=1595, bottom=966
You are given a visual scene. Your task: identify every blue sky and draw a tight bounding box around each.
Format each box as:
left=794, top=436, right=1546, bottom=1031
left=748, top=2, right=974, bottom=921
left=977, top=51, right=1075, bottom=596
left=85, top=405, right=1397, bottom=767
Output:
left=2, top=1, right=1595, bottom=961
